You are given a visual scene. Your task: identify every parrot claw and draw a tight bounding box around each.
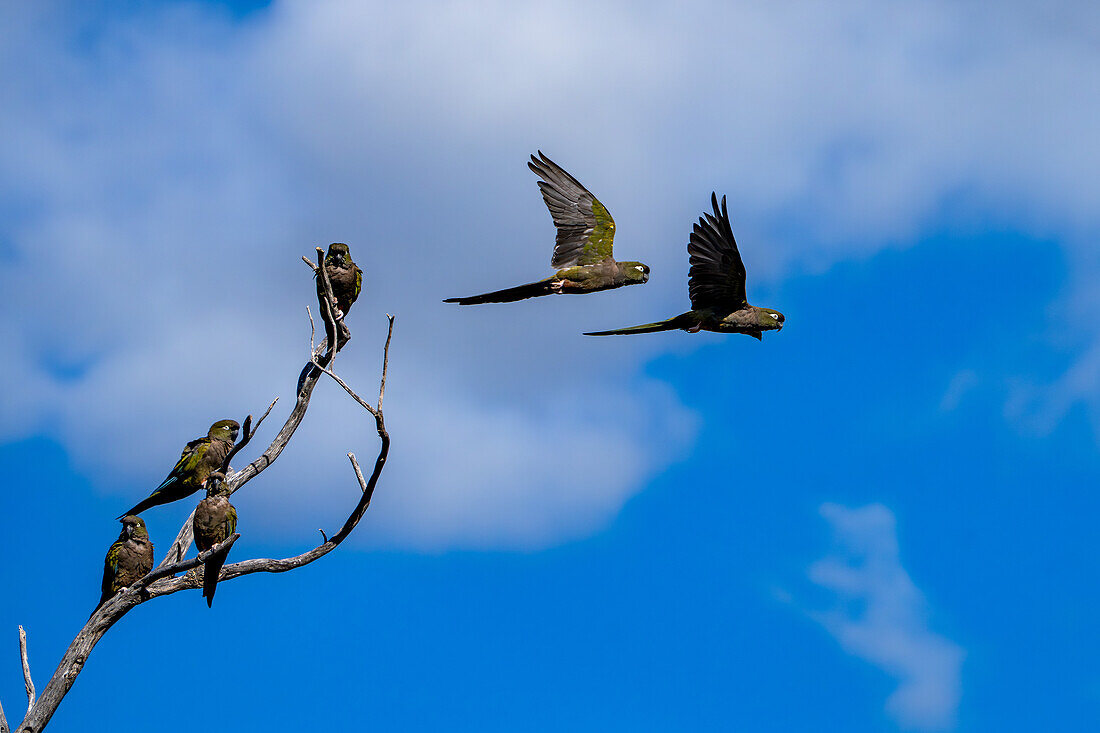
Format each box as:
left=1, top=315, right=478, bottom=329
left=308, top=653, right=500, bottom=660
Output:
left=550, top=280, right=565, bottom=293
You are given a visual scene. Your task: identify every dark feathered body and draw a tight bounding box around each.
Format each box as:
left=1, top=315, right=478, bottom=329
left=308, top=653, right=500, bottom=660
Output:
left=193, top=483, right=237, bottom=608
left=120, top=420, right=239, bottom=517
left=586, top=194, right=784, bottom=338
left=316, top=243, right=363, bottom=315
left=99, top=516, right=154, bottom=608
left=315, top=243, right=362, bottom=349
left=446, top=258, right=648, bottom=305
left=587, top=306, right=779, bottom=338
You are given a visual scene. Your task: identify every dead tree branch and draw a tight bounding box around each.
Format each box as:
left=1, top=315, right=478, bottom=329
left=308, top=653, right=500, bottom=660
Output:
left=17, top=628, right=32, bottom=715
left=12, top=252, right=393, bottom=733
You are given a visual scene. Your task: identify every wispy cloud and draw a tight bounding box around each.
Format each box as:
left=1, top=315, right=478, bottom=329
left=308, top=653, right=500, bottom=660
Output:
left=809, top=503, right=964, bottom=730
left=939, top=370, right=978, bottom=412
left=1, top=1, right=1099, bottom=545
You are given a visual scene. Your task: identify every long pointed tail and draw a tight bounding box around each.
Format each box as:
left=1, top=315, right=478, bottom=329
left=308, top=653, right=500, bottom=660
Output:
left=444, top=278, right=554, bottom=305
left=202, top=550, right=229, bottom=608
left=584, top=312, right=699, bottom=336
left=117, top=493, right=163, bottom=520
left=117, top=475, right=186, bottom=519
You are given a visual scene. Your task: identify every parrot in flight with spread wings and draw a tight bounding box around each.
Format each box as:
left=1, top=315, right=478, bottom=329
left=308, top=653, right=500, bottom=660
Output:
left=445, top=151, right=649, bottom=305
left=586, top=193, right=784, bottom=338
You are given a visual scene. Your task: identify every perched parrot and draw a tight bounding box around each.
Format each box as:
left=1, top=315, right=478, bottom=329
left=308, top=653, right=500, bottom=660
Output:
left=98, top=515, right=154, bottom=608
left=585, top=194, right=785, bottom=338
left=315, top=242, right=362, bottom=350
left=444, top=151, right=650, bottom=305
left=193, top=471, right=237, bottom=608
left=119, top=419, right=240, bottom=518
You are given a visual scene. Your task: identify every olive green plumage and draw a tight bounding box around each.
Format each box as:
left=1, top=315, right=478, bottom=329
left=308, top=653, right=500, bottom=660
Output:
left=444, top=151, right=650, bottom=305
left=98, top=515, right=154, bottom=608
left=193, top=472, right=237, bottom=608
left=120, top=419, right=240, bottom=518
left=316, top=242, right=363, bottom=349
left=585, top=193, right=785, bottom=338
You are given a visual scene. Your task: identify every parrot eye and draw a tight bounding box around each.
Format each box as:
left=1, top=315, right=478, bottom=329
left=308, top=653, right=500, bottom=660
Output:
left=635, top=266, right=643, bottom=272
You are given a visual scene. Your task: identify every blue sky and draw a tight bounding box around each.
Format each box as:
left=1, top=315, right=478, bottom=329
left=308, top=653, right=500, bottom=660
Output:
left=1, top=1, right=1098, bottom=730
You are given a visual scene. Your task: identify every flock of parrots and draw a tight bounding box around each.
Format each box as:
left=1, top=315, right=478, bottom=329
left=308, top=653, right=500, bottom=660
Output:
left=98, top=151, right=784, bottom=611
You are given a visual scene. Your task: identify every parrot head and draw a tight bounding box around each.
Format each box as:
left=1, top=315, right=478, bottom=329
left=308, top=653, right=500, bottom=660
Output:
left=119, top=515, right=149, bottom=541
left=205, top=471, right=232, bottom=498
left=622, top=262, right=650, bottom=284
left=326, top=242, right=352, bottom=267
left=208, top=420, right=240, bottom=444
left=754, top=308, right=785, bottom=332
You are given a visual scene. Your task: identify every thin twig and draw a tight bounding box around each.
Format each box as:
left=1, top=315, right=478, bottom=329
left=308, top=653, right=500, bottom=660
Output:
left=14, top=277, right=391, bottom=733
left=146, top=316, right=394, bottom=597
left=378, top=314, right=394, bottom=410
left=310, top=355, right=377, bottom=417
left=220, top=399, right=279, bottom=475
left=307, top=305, right=318, bottom=358
left=157, top=507, right=198, bottom=569
left=134, top=534, right=240, bottom=592
left=305, top=247, right=344, bottom=367
left=349, top=453, right=368, bottom=492
left=18, top=627, right=33, bottom=714
left=0, top=691, right=8, bottom=733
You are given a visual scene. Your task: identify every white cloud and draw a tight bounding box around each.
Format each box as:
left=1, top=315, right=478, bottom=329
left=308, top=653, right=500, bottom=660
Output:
left=939, top=370, right=978, bottom=412
left=809, top=503, right=964, bottom=731
left=1, top=0, right=1099, bottom=545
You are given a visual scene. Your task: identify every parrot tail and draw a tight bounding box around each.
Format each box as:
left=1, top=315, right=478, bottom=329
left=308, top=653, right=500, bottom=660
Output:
left=443, top=278, right=555, bottom=305
left=202, top=549, right=230, bottom=608
left=584, top=312, right=699, bottom=336
left=117, top=473, right=182, bottom=519
left=117, top=494, right=161, bottom=520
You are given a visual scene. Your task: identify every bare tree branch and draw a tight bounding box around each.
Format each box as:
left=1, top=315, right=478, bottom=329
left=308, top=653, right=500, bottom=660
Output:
left=144, top=317, right=393, bottom=600
left=1, top=692, right=8, bottom=733
left=154, top=398, right=276, bottom=570
left=159, top=250, right=342, bottom=569
left=220, top=399, right=278, bottom=475
left=12, top=253, right=393, bottom=733
left=17, top=628, right=32, bottom=715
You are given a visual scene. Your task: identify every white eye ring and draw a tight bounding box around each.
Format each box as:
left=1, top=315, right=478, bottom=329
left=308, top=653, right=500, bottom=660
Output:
left=635, top=266, right=644, bottom=272
left=771, top=313, right=779, bottom=319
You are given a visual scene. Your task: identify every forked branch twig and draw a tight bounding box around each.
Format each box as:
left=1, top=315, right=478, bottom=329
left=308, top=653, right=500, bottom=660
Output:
left=12, top=253, right=393, bottom=733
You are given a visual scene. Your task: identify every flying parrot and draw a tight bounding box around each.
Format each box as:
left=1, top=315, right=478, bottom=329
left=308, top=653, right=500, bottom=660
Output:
left=586, top=194, right=784, bottom=338
left=444, top=151, right=649, bottom=305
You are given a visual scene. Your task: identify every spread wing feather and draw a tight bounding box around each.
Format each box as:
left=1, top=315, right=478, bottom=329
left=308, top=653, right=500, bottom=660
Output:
left=687, top=193, right=747, bottom=311
left=528, top=151, right=616, bottom=268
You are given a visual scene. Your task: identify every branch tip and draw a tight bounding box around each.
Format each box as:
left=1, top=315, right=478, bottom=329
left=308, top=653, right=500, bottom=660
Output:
left=18, top=625, right=34, bottom=714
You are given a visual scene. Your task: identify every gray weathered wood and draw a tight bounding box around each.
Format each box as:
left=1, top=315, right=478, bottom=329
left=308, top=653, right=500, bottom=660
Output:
left=13, top=254, right=392, bottom=733
left=17, top=628, right=32, bottom=715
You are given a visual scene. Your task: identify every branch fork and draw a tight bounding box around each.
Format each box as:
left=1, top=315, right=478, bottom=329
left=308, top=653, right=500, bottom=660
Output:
left=9, top=251, right=394, bottom=733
